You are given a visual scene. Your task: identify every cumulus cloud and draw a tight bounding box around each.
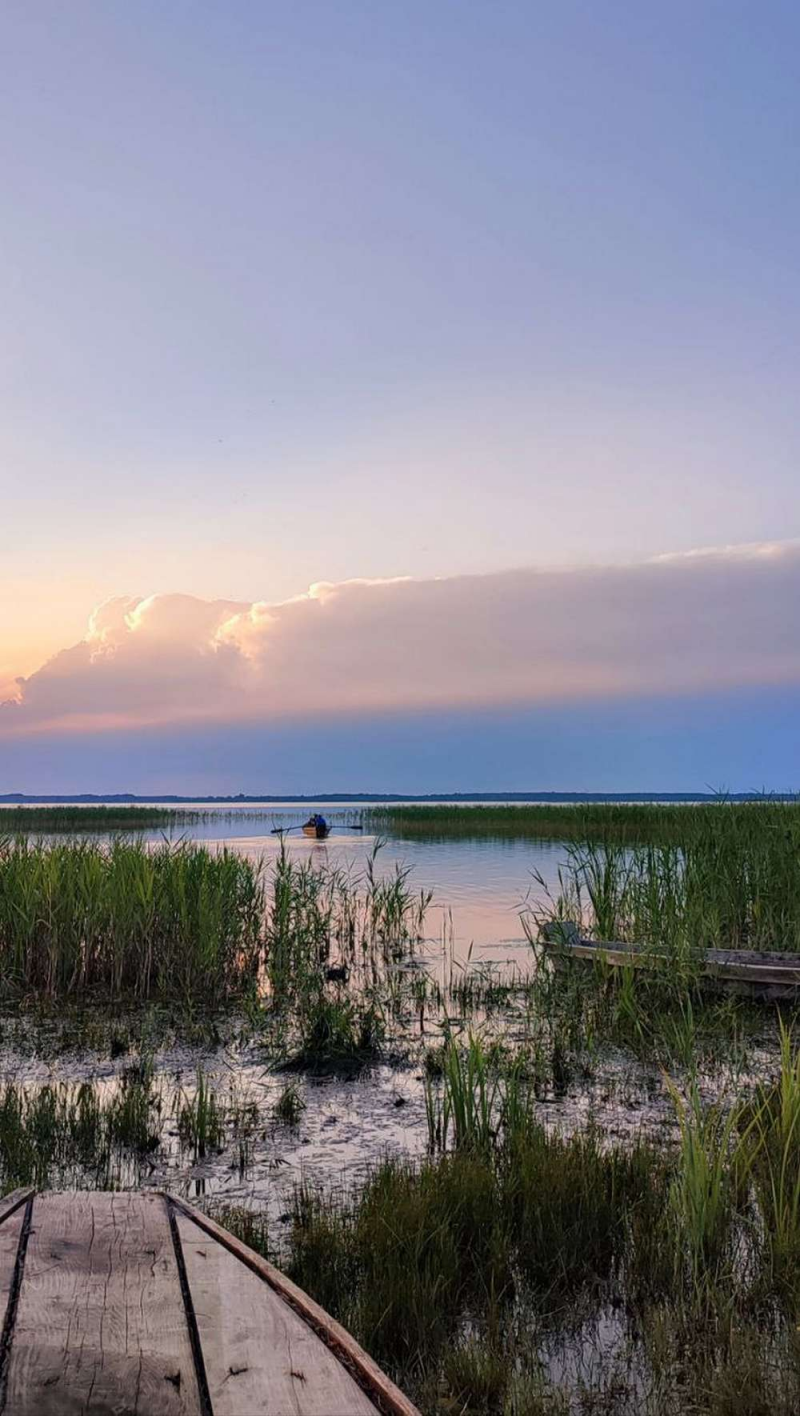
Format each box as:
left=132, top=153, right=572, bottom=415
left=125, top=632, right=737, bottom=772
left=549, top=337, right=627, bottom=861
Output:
left=3, top=542, right=800, bottom=736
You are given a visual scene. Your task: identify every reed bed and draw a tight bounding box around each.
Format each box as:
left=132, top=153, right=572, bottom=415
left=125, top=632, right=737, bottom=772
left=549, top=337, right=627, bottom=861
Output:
left=529, top=831, right=800, bottom=952
left=0, top=836, right=266, bottom=1001
left=217, top=1030, right=800, bottom=1415
left=265, top=843, right=427, bottom=1068
left=0, top=836, right=430, bottom=1021
left=0, top=805, right=203, bottom=831
left=371, top=798, right=800, bottom=844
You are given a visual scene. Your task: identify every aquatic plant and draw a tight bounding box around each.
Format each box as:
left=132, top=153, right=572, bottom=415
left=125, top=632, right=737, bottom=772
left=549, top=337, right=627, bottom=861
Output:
left=274, top=1082, right=306, bottom=1125
left=219, top=1077, right=800, bottom=1415
left=0, top=1071, right=163, bottom=1189
left=0, top=805, right=203, bottom=831
left=0, top=836, right=266, bottom=1001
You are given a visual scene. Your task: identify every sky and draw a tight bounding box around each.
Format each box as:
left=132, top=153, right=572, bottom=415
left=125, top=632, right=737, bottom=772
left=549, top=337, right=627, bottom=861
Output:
left=2, top=1, right=799, bottom=792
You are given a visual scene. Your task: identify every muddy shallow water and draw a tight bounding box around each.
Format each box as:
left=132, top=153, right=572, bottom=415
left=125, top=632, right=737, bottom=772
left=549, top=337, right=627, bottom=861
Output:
left=0, top=996, right=780, bottom=1223
left=0, top=804, right=787, bottom=1225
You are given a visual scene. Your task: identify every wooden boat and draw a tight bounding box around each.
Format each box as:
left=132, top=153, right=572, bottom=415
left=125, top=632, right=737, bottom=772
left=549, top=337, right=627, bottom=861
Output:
left=302, top=819, right=330, bottom=840
left=0, top=1188, right=420, bottom=1416
left=539, top=922, right=800, bottom=1001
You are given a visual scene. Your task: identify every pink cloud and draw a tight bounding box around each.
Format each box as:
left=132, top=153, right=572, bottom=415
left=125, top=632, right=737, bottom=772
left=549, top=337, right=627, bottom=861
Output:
left=3, top=542, right=800, bottom=736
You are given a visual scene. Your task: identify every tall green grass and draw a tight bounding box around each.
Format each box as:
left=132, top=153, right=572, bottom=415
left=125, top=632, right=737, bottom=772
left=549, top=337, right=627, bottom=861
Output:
left=0, top=836, right=265, bottom=1000
left=0, top=836, right=431, bottom=1017
left=371, top=799, right=800, bottom=844
left=530, top=830, right=800, bottom=952
left=216, top=1030, right=800, bottom=1414
left=0, top=805, right=203, bottom=831
left=265, top=843, right=425, bottom=1068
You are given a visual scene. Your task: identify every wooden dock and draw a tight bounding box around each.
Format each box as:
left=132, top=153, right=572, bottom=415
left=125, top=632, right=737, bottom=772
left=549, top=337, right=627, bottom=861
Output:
left=0, top=1189, right=420, bottom=1416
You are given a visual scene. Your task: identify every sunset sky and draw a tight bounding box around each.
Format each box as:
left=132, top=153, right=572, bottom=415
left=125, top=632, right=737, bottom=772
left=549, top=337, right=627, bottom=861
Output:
left=2, top=1, right=800, bottom=792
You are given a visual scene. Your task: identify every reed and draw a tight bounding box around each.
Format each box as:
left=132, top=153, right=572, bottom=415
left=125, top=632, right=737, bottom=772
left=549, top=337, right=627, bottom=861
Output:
left=740, top=1020, right=800, bottom=1298
left=0, top=1068, right=163, bottom=1188
left=274, top=1082, right=306, bottom=1125
left=0, top=836, right=266, bottom=1001
left=530, top=830, right=800, bottom=952
left=220, top=1040, right=800, bottom=1414
left=371, top=799, right=800, bottom=845
left=234, top=1080, right=799, bottom=1413
left=0, top=805, right=203, bottom=831
left=666, top=1078, right=747, bottom=1289
left=175, top=1068, right=228, bottom=1159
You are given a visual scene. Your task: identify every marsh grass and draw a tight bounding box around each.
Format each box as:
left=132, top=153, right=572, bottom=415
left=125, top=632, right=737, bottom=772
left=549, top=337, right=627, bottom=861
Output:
left=215, top=1032, right=800, bottom=1414
left=666, top=1078, right=747, bottom=1289
left=274, top=1082, right=305, bottom=1125
left=371, top=799, right=800, bottom=845
left=0, top=835, right=430, bottom=1024
left=0, top=836, right=266, bottom=1001
left=739, top=1020, right=800, bottom=1298
left=0, top=806, right=203, bottom=831
left=264, top=842, right=425, bottom=1069
left=0, top=1065, right=163, bottom=1188
left=175, top=1068, right=228, bottom=1158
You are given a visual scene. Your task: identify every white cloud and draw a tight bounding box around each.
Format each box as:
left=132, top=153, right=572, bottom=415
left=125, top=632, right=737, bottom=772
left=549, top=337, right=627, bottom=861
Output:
left=3, top=542, right=800, bottom=735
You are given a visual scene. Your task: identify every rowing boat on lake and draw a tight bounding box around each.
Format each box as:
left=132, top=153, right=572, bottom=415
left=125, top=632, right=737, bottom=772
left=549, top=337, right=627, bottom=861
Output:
left=0, top=1189, right=419, bottom=1415
left=540, top=922, right=800, bottom=1001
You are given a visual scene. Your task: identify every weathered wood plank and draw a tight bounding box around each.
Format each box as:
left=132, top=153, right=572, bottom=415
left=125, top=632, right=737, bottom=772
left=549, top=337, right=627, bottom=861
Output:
left=0, top=1206, right=26, bottom=1343
left=170, top=1197, right=421, bottom=1416
left=0, top=1190, right=34, bottom=1229
left=176, top=1211, right=379, bottom=1416
left=541, top=930, right=800, bottom=998
left=5, top=1191, right=202, bottom=1416
left=0, top=1187, right=33, bottom=1337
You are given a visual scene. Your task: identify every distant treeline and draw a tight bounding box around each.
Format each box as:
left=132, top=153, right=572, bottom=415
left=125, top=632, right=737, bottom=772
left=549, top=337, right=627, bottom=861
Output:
left=2, top=791, right=796, bottom=805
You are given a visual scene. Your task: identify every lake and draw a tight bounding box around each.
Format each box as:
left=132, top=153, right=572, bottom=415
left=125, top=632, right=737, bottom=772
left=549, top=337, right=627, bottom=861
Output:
left=113, top=801, right=570, bottom=968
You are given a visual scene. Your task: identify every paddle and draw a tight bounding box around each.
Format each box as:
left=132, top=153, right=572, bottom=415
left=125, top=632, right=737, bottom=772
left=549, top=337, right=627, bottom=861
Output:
left=270, top=823, right=366, bottom=834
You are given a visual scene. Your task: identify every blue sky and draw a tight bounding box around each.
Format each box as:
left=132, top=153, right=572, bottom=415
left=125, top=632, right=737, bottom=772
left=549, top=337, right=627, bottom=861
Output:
left=2, top=2, right=799, bottom=790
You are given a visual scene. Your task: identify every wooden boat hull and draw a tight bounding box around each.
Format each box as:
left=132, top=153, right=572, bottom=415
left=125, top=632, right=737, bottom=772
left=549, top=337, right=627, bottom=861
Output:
left=540, top=923, right=800, bottom=1001
left=302, top=823, right=329, bottom=839
left=0, top=1188, right=420, bottom=1416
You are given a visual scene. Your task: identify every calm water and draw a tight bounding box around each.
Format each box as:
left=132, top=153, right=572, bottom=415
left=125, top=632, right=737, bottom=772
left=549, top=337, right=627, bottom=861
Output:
left=150, top=802, right=568, bottom=966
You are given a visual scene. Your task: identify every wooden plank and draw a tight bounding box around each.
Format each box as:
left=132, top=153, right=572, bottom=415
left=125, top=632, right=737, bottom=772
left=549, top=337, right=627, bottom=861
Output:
left=546, top=936, right=800, bottom=996
left=0, top=1206, right=26, bottom=1343
left=5, top=1191, right=202, bottom=1416
left=169, top=1196, right=421, bottom=1416
left=0, top=1186, right=33, bottom=1333
left=176, top=1212, right=379, bottom=1416
left=0, top=1189, right=34, bottom=1229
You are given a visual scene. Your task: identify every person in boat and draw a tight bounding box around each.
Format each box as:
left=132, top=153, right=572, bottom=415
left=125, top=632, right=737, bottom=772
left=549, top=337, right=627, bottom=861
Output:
left=305, top=813, right=328, bottom=834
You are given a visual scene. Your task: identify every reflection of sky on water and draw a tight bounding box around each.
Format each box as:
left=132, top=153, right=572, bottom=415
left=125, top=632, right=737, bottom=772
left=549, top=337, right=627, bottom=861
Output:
left=139, top=804, right=569, bottom=965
